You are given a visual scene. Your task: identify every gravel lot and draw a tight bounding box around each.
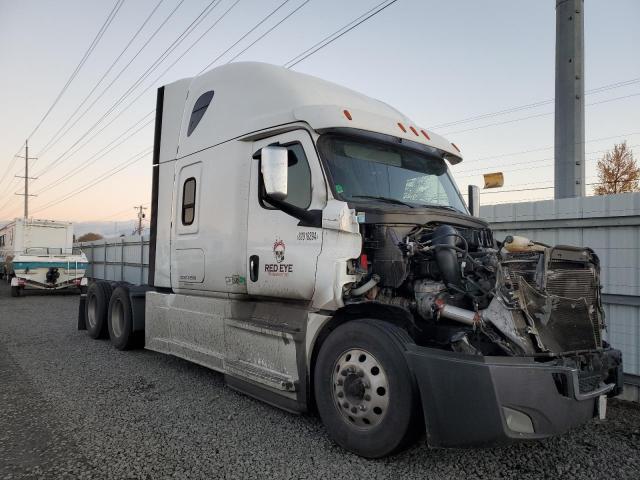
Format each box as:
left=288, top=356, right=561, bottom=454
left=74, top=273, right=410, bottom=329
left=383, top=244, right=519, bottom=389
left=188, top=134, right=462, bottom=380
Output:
left=1, top=284, right=640, bottom=479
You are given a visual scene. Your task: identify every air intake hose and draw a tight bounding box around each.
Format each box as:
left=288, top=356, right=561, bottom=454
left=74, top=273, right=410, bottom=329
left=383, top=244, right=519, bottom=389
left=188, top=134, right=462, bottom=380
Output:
left=432, top=225, right=462, bottom=290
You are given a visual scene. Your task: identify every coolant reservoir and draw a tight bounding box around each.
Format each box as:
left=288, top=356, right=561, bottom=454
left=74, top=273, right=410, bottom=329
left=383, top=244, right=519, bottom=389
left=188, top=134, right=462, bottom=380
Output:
left=503, top=235, right=545, bottom=253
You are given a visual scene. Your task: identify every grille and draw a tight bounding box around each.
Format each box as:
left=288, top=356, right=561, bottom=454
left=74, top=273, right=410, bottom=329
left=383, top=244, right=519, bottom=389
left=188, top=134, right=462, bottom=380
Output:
left=546, top=264, right=602, bottom=347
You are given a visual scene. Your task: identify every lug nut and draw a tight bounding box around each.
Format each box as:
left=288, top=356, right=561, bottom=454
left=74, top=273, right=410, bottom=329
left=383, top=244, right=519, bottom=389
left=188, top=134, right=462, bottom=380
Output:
left=364, top=394, right=371, bottom=401
left=359, top=405, right=367, bottom=411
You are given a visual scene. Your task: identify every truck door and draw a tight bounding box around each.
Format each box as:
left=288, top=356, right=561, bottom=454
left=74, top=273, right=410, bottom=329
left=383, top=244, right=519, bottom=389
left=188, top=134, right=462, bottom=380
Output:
left=246, top=130, right=325, bottom=300
left=171, top=161, right=204, bottom=286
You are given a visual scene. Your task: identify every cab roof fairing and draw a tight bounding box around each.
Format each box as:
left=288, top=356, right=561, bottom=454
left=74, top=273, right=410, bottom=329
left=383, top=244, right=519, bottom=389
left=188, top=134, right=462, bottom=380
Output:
left=163, top=62, right=462, bottom=164
left=293, top=105, right=463, bottom=165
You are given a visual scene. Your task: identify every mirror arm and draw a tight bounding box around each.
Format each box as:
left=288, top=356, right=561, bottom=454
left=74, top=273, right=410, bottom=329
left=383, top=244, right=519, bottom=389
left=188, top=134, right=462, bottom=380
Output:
left=264, top=194, right=322, bottom=228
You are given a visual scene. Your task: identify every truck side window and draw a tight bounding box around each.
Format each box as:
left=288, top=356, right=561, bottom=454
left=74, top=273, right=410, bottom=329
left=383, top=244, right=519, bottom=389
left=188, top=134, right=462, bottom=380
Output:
left=187, top=90, right=214, bottom=136
left=262, top=143, right=311, bottom=210
left=182, top=178, right=196, bottom=225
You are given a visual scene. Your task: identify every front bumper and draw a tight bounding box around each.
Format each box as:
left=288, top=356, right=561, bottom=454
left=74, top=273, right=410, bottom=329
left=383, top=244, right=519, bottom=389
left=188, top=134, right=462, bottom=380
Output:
left=405, top=345, right=623, bottom=448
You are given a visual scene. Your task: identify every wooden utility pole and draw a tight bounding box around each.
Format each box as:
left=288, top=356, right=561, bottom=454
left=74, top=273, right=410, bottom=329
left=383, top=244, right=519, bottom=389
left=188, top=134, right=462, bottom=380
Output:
left=15, top=140, right=37, bottom=219
left=133, top=204, right=147, bottom=235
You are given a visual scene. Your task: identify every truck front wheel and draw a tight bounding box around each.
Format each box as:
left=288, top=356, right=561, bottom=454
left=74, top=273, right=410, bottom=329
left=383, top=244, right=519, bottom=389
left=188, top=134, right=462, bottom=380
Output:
left=314, top=319, right=421, bottom=458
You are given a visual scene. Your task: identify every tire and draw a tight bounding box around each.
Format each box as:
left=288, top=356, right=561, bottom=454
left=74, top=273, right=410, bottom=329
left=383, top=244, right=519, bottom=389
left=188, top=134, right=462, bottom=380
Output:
left=314, top=319, right=421, bottom=458
left=85, top=281, right=112, bottom=339
left=10, top=286, right=20, bottom=297
left=107, top=286, right=141, bottom=350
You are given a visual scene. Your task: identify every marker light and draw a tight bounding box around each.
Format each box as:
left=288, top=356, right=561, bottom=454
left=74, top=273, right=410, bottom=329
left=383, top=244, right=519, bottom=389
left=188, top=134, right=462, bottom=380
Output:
left=343, top=109, right=352, bottom=120
left=421, top=129, right=430, bottom=140
left=451, top=142, right=461, bottom=152
left=409, top=126, right=419, bottom=136
left=397, top=122, right=407, bottom=133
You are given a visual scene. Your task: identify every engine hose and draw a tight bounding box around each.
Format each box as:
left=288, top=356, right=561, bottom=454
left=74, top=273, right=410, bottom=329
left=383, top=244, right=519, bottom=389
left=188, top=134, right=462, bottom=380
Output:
left=350, top=274, right=380, bottom=296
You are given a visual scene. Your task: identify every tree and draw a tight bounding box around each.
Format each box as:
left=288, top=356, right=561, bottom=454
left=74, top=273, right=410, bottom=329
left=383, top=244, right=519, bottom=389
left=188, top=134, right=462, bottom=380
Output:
left=594, top=141, right=639, bottom=195
left=76, top=232, right=104, bottom=242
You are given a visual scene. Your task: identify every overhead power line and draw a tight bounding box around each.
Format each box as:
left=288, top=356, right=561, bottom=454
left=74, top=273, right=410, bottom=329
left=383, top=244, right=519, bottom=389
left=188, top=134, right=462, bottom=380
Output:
left=0, top=0, right=123, bottom=193
left=34, top=114, right=156, bottom=195
left=31, top=147, right=153, bottom=215
left=26, top=0, right=124, bottom=142
left=197, top=0, right=292, bottom=75
left=429, top=76, right=640, bottom=130
left=463, top=131, right=640, bottom=165
left=283, top=0, right=399, bottom=68
left=442, top=92, right=640, bottom=136
left=454, top=143, right=639, bottom=180
left=36, top=0, right=188, bottom=160
left=225, top=0, right=312, bottom=64
left=37, top=0, right=165, bottom=157
left=33, top=0, right=225, bottom=178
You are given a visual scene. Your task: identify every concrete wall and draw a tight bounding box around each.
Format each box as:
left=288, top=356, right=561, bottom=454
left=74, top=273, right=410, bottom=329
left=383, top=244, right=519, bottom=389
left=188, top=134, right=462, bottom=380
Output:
left=481, top=192, right=640, bottom=400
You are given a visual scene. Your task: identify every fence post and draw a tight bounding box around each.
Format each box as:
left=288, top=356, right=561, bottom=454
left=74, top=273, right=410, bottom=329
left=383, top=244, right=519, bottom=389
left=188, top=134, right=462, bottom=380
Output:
left=140, top=235, right=144, bottom=285
left=121, top=238, right=125, bottom=282
left=104, top=239, right=107, bottom=280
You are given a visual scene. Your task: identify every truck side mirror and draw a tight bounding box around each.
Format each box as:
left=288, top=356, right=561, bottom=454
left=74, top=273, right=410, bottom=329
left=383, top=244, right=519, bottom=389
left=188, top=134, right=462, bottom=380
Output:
left=468, top=185, right=480, bottom=217
left=261, top=146, right=288, bottom=201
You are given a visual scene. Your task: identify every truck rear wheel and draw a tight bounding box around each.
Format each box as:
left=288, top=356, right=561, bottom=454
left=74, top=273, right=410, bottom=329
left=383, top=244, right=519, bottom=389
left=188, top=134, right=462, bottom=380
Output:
left=107, top=286, right=141, bottom=350
left=314, top=319, right=421, bottom=458
left=85, top=282, right=112, bottom=339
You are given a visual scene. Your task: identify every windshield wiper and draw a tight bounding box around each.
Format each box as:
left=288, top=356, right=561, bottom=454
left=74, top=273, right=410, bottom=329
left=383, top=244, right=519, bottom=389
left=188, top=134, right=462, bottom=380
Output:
left=351, top=195, right=415, bottom=208
left=418, top=203, right=460, bottom=212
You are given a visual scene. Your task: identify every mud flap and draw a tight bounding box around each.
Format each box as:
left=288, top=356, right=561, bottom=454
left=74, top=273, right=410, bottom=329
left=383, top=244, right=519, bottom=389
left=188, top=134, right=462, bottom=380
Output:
left=77, top=294, right=87, bottom=330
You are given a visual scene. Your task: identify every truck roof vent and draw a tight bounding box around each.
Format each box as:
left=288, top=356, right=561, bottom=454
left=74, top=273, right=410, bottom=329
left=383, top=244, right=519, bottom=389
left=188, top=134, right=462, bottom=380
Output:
left=187, top=90, right=214, bottom=136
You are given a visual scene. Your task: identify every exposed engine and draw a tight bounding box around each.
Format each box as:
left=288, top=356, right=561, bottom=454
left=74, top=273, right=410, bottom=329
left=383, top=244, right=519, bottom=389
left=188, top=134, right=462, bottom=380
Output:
left=345, top=222, right=611, bottom=361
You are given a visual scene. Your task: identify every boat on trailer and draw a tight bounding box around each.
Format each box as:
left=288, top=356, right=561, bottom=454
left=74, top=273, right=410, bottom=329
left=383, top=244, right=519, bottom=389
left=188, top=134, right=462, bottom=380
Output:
left=0, top=218, right=88, bottom=296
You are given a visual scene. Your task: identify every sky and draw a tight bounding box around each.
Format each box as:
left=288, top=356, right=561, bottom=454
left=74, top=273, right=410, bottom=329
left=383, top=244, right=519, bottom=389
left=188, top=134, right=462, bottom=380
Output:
left=0, top=0, right=638, bottom=223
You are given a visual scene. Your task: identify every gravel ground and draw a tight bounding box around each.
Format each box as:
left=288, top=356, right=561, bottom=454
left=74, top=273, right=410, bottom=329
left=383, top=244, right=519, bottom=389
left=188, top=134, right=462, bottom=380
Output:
left=1, top=284, right=639, bottom=479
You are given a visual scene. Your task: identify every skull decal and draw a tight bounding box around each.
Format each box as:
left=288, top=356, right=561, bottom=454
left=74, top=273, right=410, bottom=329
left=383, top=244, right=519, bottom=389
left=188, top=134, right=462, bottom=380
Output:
left=273, top=239, right=286, bottom=263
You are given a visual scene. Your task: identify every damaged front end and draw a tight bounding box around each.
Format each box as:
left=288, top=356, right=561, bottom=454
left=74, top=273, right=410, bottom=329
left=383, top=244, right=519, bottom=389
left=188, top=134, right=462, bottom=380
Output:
left=343, top=221, right=623, bottom=447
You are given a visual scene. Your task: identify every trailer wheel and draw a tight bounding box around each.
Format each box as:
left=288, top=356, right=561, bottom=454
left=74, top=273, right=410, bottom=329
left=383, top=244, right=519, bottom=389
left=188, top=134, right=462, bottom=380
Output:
left=85, top=282, right=112, bottom=339
left=314, top=319, right=421, bottom=458
left=10, top=286, right=20, bottom=297
left=107, top=286, right=141, bottom=350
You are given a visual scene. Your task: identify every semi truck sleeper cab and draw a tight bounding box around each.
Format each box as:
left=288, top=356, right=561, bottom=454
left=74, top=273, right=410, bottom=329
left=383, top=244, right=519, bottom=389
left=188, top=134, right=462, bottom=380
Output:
left=79, top=62, right=623, bottom=458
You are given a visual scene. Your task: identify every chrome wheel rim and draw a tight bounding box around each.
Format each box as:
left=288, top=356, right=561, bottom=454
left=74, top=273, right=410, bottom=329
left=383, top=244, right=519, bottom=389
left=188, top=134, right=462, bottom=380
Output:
left=331, top=348, right=389, bottom=429
left=111, top=299, right=124, bottom=338
left=87, top=295, right=98, bottom=329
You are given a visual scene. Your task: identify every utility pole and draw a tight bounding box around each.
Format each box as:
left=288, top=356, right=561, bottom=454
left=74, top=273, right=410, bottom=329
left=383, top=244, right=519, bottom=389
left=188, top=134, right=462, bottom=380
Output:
left=133, top=205, right=147, bottom=235
left=554, top=0, right=585, bottom=198
left=15, top=140, right=38, bottom=219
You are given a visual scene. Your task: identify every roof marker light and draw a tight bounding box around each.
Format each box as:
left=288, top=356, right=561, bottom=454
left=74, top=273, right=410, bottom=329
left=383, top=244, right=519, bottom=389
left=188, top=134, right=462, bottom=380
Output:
left=420, top=129, right=430, bottom=140
left=397, top=122, right=407, bottom=133
left=451, top=142, right=461, bottom=152
left=343, top=109, right=352, bottom=120
left=409, top=126, right=419, bottom=136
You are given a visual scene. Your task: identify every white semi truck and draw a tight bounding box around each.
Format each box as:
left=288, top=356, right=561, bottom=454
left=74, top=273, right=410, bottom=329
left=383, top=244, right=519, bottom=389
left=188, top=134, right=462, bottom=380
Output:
left=79, top=62, right=623, bottom=458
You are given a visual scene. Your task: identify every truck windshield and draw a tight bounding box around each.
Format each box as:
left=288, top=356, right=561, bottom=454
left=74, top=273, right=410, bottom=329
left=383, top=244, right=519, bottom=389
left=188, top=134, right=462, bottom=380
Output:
left=319, top=135, right=468, bottom=213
